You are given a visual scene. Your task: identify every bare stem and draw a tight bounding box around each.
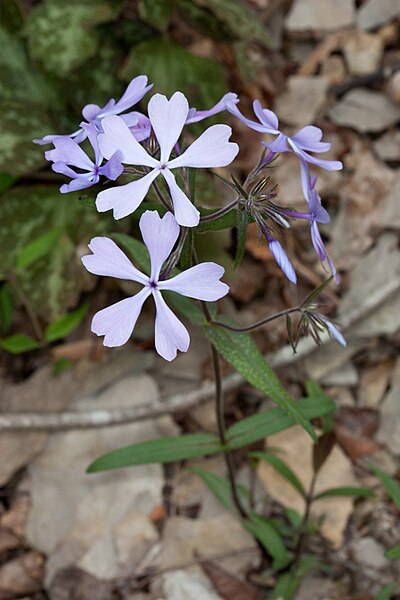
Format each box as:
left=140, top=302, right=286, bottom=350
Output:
left=199, top=199, right=239, bottom=223
left=152, top=181, right=172, bottom=211
left=211, top=306, right=301, bottom=333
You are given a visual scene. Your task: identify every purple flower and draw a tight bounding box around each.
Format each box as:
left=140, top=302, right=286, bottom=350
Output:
left=320, top=316, right=347, bottom=347
left=45, top=125, right=123, bottom=193
left=226, top=98, right=342, bottom=172
left=259, top=224, right=297, bottom=284
left=34, top=75, right=153, bottom=146
left=186, top=93, right=239, bottom=124
left=82, top=211, right=229, bottom=361
left=96, top=92, right=239, bottom=226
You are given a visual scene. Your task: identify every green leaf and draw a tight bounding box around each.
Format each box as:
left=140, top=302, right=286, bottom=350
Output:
left=233, top=209, right=248, bottom=269
left=314, top=487, right=374, bottom=500
left=250, top=451, right=306, bottom=498
left=138, top=0, right=172, bottom=30
left=0, top=333, right=40, bottom=354
left=111, top=233, right=150, bottom=275
left=24, top=0, right=116, bottom=76
left=192, top=0, right=272, bottom=47
left=226, top=394, right=336, bottom=450
left=0, top=185, right=113, bottom=319
left=204, top=318, right=318, bottom=442
left=121, top=37, right=228, bottom=109
left=301, top=277, right=333, bottom=308
left=52, top=357, right=74, bottom=376
left=376, top=583, right=400, bottom=600
left=0, top=173, right=17, bottom=194
left=286, top=508, right=302, bottom=529
left=17, top=226, right=63, bottom=270
left=44, top=303, right=88, bottom=342
left=88, top=433, right=222, bottom=473
left=244, top=513, right=290, bottom=570
left=367, top=462, right=400, bottom=510
left=271, top=556, right=319, bottom=600
left=0, top=283, right=13, bottom=335
left=385, top=544, right=400, bottom=560
left=0, top=101, right=53, bottom=175
left=189, top=466, right=248, bottom=512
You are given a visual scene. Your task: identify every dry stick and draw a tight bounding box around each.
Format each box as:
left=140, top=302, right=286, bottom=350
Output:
left=1, top=274, right=399, bottom=432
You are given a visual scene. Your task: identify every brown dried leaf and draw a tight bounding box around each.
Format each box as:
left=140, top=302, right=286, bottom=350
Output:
left=334, top=425, right=383, bottom=461
left=0, top=551, right=44, bottom=600
left=201, top=560, right=263, bottom=600
left=334, top=406, right=383, bottom=460
left=49, top=566, right=113, bottom=600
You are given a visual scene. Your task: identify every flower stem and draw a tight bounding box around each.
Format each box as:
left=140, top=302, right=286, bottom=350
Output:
left=199, top=199, right=239, bottom=223
left=211, top=306, right=301, bottom=333
left=209, top=336, right=248, bottom=519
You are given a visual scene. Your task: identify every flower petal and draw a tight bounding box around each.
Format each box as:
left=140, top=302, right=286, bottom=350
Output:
left=161, top=169, right=200, bottom=227
left=60, top=176, right=96, bottom=193
left=45, top=137, right=94, bottom=170
left=98, top=115, right=157, bottom=168
left=265, top=133, right=289, bottom=153
left=139, top=211, right=180, bottom=280
left=288, top=140, right=342, bottom=171
left=291, top=126, right=331, bottom=153
left=159, top=263, right=229, bottom=301
left=253, top=101, right=280, bottom=133
left=168, top=124, right=238, bottom=169
left=92, top=288, right=150, bottom=347
left=148, top=92, right=189, bottom=164
left=96, top=169, right=159, bottom=220
left=111, top=75, right=153, bottom=115
left=322, top=317, right=346, bottom=347
left=226, top=102, right=267, bottom=133
left=82, top=237, right=148, bottom=284
left=153, top=291, right=190, bottom=361
left=269, top=240, right=297, bottom=284
left=185, top=92, right=239, bottom=124
left=99, top=152, right=124, bottom=181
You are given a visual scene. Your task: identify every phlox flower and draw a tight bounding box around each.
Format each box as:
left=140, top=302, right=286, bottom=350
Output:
left=226, top=98, right=342, bottom=174
left=34, top=75, right=153, bottom=146
left=96, top=92, right=239, bottom=226
left=185, top=93, right=239, bottom=124
left=45, top=125, right=123, bottom=193
left=260, top=225, right=297, bottom=284
left=82, top=210, right=229, bottom=361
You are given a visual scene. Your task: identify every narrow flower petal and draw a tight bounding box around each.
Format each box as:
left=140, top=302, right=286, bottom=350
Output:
left=253, top=101, right=280, bottom=133
left=265, top=133, right=289, bottom=153
left=185, top=92, right=239, bottom=124
left=288, top=141, right=342, bottom=171
left=45, top=137, right=94, bottom=170
left=161, top=169, right=200, bottom=227
left=269, top=240, right=297, bottom=284
left=291, top=126, right=331, bottom=153
left=159, top=263, right=229, bottom=301
left=139, top=211, right=180, bottom=280
left=321, top=317, right=347, bottom=347
left=60, top=176, right=97, bottom=193
left=148, top=92, right=189, bottom=164
left=82, top=237, right=148, bottom=284
left=99, top=152, right=124, bottom=181
left=98, top=115, right=157, bottom=168
left=110, top=75, right=153, bottom=114
left=153, top=291, right=190, bottom=361
left=168, top=124, right=238, bottom=169
left=96, top=170, right=159, bottom=219
left=226, top=102, right=267, bottom=133
left=92, top=288, right=150, bottom=347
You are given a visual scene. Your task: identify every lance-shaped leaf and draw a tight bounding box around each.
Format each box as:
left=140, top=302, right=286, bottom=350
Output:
left=244, top=513, right=290, bottom=570
left=367, top=462, right=400, bottom=510
left=233, top=208, right=249, bottom=269
left=250, top=451, right=306, bottom=498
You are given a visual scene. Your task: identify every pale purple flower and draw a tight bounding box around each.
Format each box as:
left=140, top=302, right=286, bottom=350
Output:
left=45, top=125, right=123, bottom=193
left=259, top=224, right=297, bottom=284
left=96, top=92, right=239, bottom=226
left=320, top=316, right=347, bottom=347
left=81, top=211, right=229, bottom=361
left=186, top=93, right=239, bottom=124
left=34, top=75, right=153, bottom=146
left=226, top=98, right=342, bottom=173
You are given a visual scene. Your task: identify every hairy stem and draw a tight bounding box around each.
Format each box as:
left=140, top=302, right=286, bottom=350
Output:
left=211, top=306, right=301, bottom=333
left=199, top=199, right=239, bottom=223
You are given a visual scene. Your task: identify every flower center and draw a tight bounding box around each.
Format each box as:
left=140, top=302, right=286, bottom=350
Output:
left=149, top=280, right=158, bottom=289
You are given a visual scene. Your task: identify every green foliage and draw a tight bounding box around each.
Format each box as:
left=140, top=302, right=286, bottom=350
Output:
left=121, top=37, right=228, bottom=108
left=271, top=557, right=319, bottom=600
left=189, top=466, right=248, bottom=513
left=367, top=462, right=400, bottom=510
left=0, top=185, right=111, bottom=318
left=0, top=333, right=41, bottom=353
left=313, top=487, right=374, bottom=500
left=88, top=433, right=223, bottom=472
left=250, top=451, right=307, bottom=499
left=0, top=284, right=13, bottom=335
left=244, top=513, right=290, bottom=570
left=204, top=317, right=318, bottom=442
left=111, top=233, right=151, bottom=275
left=138, top=0, right=172, bottom=31
left=384, top=544, right=400, bottom=560
left=24, top=0, right=117, bottom=77
left=376, top=583, right=400, bottom=600
left=44, top=303, right=89, bottom=342
left=233, top=208, right=248, bottom=269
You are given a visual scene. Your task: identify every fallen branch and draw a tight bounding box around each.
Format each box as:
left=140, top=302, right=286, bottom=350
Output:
left=1, top=275, right=399, bottom=432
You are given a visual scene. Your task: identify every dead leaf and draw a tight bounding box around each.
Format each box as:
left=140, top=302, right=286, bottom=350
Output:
left=0, top=551, right=44, bottom=599
left=0, top=494, right=30, bottom=554
left=334, top=406, right=383, bottom=460
left=49, top=566, right=113, bottom=600
left=201, top=560, right=263, bottom=600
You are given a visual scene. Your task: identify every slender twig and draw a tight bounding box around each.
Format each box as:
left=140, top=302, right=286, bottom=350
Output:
left=211, top=307, right=301, bottom=333
left=292, top=471, right=318, bottom=567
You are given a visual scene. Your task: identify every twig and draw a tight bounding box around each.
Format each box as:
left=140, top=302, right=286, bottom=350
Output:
left=1, top=275, right=399, bottom=432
